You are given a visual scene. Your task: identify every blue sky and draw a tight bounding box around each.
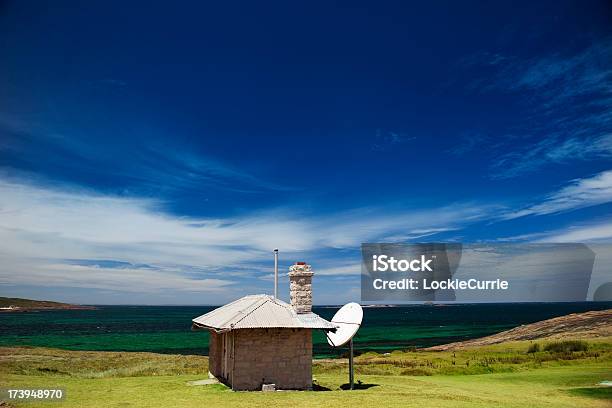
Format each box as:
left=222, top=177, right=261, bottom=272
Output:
left=1, top=1, right=611, bottom=304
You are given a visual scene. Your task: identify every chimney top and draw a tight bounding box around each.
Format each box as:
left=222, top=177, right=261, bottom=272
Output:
left=288, top=262, right=313, bottom=275
left=288, top=262, right=313, bottom=313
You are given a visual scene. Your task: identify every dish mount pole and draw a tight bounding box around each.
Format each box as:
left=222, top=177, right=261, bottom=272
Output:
left=349, top=338, right=354, bottom=390
left=273, top=248, right=279, bottom=299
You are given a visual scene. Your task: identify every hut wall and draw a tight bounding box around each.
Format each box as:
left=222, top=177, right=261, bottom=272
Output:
left=230, top=328, right=312, bottom=391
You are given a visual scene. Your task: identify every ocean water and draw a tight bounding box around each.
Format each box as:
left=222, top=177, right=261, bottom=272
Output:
left=1, top=302, right=609, bottom=358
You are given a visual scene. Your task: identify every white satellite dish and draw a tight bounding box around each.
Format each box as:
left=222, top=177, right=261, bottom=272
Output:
left=327, top=302, right=363, bottom=347
left=327, top=302, right=363, bottom=390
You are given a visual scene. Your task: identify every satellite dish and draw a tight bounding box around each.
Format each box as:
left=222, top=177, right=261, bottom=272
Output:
left=326, top=302, right=363, bottom=390
left=327, top=302, right=363, bottom=347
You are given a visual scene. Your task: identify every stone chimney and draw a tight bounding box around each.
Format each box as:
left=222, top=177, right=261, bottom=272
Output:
left=288, top=262, right=313, bottom=314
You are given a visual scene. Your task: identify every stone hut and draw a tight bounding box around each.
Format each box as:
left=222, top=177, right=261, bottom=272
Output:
left=192, top=262, right=336, bottom=391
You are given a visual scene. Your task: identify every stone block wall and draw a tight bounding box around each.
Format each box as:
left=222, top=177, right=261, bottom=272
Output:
left=230, top=328, right=312, bottom=390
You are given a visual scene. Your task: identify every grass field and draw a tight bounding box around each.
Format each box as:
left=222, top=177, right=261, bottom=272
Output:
left=1, top=339, right=611, bottom=407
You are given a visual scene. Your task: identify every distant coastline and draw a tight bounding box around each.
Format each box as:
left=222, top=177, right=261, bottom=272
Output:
left=0, top=296, right=96, bottom=312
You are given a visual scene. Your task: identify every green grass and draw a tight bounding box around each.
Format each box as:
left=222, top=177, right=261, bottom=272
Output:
left=543, top=340, right=589, bottom=353
left=0, top=347, right=209, bottom=378
left=1, top=340, right=611, bottom=407
left=315, top=338, right=611, bottom=377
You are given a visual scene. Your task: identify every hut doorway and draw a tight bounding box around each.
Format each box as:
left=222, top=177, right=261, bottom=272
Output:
left=221, top=332, right=233, bottom=382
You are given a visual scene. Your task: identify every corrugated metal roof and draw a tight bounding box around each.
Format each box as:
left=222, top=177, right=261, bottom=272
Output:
left=192, top=294, right=337, bottom=331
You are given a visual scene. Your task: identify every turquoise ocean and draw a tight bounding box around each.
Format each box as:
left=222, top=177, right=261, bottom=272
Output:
left=1, top=302, right=610, bottom=358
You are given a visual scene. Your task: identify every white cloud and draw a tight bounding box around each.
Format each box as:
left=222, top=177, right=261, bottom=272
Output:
left=491, top=134, right=612, bottom=179
left=315, top=263, right=362, bottom=276
left=502, top=170, right=612, bottom=219
left=0, top=113, right=294, bottom=195
left=0, top=177, right=494, bottom=300
left=536, top=220, right=612, bottom=243
left=490, top=221, right=612, bottom=301
left=0, top=257, right=231, bottom=293
left=497, top=217, right=612, bottom=243
left=462, top=39, right=612, bottom=178
left=381, top=227, right=459, bottom=242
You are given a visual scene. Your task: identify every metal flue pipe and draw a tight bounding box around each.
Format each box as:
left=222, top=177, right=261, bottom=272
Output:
left=273, top=248, right=279, bottom=299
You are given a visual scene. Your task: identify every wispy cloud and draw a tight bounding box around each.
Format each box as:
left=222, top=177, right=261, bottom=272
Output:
left=0, top=258, right=232, bottom=294
left=313, top=263, right=362, bottom=276
left=127, top=146, right=296, bottom=194
left=491, top=133, right=612, bottom=179
left=372, top=129, right=415, bottom=151
left=499, top=218, right=612, bottom=244
left=380, top=228, right=459, bottom=242
left=447, top=132, right=487, bottom=156
left=537, top=219, right=612, bottom=243
left=97, top=79, right=127, bottom=87
left=0, top=176, right=495, bottom=301
left=461, top=39, right=612, bottom=178
left=0, top=114, right=293, bottom=195
left=502, top=169, right=612, bottom=219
